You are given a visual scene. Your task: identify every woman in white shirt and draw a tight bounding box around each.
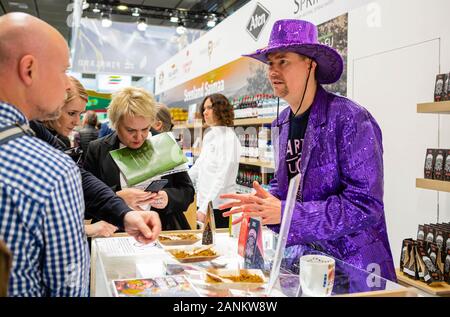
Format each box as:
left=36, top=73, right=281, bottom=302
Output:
left=188, top=94, right=242, bottom=228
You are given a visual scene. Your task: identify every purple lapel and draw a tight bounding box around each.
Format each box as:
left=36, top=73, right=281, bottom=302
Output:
left=299, top=86, right=328, bottom=197
left=273, top=108, right=290, bottom=199
left=274, top=86, right=328, bottom=200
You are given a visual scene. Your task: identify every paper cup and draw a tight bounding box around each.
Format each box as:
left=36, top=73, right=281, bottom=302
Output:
left=299, top=255, right=335, bottom=297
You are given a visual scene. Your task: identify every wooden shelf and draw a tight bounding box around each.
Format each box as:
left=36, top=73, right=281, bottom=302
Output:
left=339, top=288, right=417, bottom=297
left=416, top=178, right=450, bottom=193
left=173, top=122, right=205, bottom=130
left=396, top=269, right=450, bottom=296
left=173, top=117, right=275, bottom=130
left=239, top=157, right=274, bottom=169
left=417, top=101, right=450, bottom=114
left=234, top=117, right=274, bottom=126
left=185, top=149, right=274, bottom=168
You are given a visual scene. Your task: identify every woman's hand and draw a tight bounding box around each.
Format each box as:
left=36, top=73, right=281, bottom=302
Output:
left=148, top=190, right=169, bottom=209
left=117, top=188, right=155, bottom=210
left=85, top=221, right=118, bottom=238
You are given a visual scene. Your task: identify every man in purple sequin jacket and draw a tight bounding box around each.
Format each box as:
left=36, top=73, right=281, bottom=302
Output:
left=221, top=19, right=396, bottom=282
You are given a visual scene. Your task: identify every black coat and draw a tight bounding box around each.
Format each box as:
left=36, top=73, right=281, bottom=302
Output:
left=84, top=132, right=194, bottom=230
left=78, top=125, right=98, bottom=159
left=29, top=121, right=132, bottom=228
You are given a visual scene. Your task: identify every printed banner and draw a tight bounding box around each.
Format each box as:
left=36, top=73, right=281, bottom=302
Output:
left=72, top=18, right=204, bottom=76
left=158, top=13, right=348, bottom=107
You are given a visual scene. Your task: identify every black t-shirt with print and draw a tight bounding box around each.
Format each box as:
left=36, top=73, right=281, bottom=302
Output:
left=286, top=108, right=311, bottom=180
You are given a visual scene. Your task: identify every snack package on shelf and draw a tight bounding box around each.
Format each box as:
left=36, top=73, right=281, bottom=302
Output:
left=401, top=222, right=450, bottom=285
left=416, top=240, right=442, bottom=284
left=445, top=72, right=450, bottom=100
left=444, top=249, right=450, bottom=283
left=434, top=74, right=447, bottom=102
left=400, top=238, right=418, bottom=279
left=433, top=149, right=445, bottom=180
left=424, top=149, right=437, bottom=179
left=445, top=149, right=450, bottom=181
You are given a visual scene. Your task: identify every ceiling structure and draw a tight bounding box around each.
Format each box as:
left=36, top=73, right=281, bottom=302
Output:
left=0, top=0, right=251, bottom=44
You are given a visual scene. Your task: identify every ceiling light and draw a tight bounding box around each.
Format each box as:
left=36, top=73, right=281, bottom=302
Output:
left=117, top=5, right=128, bottom=11
left=207, top=19, right=216, bottom=28
left=92, top=3, right=101, bottom=13
left=176, top=22, right=186, bottom=35
left=137, top=18, right=147, bottom=32
left=170, top=16, right=179, bottom=23
left=82, top=1, right=89, bottom=10
left=101, top=13, right=112, bottom=28
left=132, top=8, right=140, bottom=17
left=207, top=15, right=217, bottom=28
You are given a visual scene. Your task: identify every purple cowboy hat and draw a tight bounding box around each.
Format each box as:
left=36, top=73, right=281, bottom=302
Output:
left=243, top=19, right=343, bottom=85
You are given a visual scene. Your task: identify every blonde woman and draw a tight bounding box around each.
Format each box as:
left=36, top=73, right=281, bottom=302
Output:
left=42, top=76, right=118, bottom=238
left=84, top=87, right=194, bottom=230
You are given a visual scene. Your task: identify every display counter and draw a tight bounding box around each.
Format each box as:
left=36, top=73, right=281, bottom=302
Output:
left=91, top=228, right=413, bottom=297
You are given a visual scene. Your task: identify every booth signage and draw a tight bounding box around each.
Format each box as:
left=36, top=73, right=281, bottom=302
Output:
left=246, top=2, right=271, bottom=41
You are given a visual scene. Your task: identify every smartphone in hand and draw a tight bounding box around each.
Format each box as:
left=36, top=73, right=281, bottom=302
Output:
left=144, top=179, right=168, bottom=192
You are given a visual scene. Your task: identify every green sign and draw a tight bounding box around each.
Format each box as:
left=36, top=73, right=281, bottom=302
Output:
left=86, top=96, right=111, bottom=110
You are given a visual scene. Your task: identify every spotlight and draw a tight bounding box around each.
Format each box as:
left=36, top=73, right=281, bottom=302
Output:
left=207, top=15, right=217, bottom=28
left=82, top=1, right=89, bottom=10
left=117, top=5, right=128, bottom=11
left=137, top=18, right=147, bottom=31
left=101, top=12, right=112, bottom=28
left=132, top=8, right=140, bottom=17
left=176, top=23, right=186, bottom=35
left=170, top=16, right=179, bottom=23
left=92, top=3, right=101, bottom=13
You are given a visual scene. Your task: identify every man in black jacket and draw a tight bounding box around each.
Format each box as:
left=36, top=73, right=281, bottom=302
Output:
left=77, top=110, right=99, bottom=159
left=29, top=120, right=161, bottom=243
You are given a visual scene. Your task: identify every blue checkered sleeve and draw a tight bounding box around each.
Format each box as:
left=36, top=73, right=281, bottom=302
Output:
left=42, top=166, right=89, bottom=297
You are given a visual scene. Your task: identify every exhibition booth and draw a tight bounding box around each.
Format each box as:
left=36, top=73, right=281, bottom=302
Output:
left=86, top=0, right=450, bottom=297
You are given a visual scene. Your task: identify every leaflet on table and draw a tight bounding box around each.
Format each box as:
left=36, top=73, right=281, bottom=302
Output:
left=112, top=275, right=199, bottom=297
left=95, top=236, right=163, bottom=257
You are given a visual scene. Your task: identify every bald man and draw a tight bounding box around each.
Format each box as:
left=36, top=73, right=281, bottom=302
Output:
left=0, top=12, right=90, bottom=297
left=0, top=13, right=158, bottom=297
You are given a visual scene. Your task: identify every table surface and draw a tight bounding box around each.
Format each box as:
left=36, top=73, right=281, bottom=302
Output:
left=91, top=229, right=407, bottom=297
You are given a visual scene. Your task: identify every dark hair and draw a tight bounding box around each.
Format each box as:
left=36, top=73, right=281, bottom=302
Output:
left=155, top=103, right=173, bottom=132
left=200, top=93, right=234, bottom=127
left=84, top=110, right=98, bottom=127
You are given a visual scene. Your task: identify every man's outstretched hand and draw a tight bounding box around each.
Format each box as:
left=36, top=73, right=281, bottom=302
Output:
left=123, top=210, right=161, bottom=244
left=219, top=181, right=282, bottom=225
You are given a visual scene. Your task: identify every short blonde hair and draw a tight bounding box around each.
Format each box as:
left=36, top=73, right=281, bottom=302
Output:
left=108, top=87, right=156, bottom=130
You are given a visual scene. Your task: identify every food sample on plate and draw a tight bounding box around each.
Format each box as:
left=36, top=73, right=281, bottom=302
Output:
left=159, top=233, right=199, bottom=241
left=205, top=269, right=265, bottom=284
left=170, top=246, right=217, bottom=259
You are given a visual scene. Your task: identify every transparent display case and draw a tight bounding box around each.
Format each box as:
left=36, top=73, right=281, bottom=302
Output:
left=91, top=228, right=412, bottom=297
